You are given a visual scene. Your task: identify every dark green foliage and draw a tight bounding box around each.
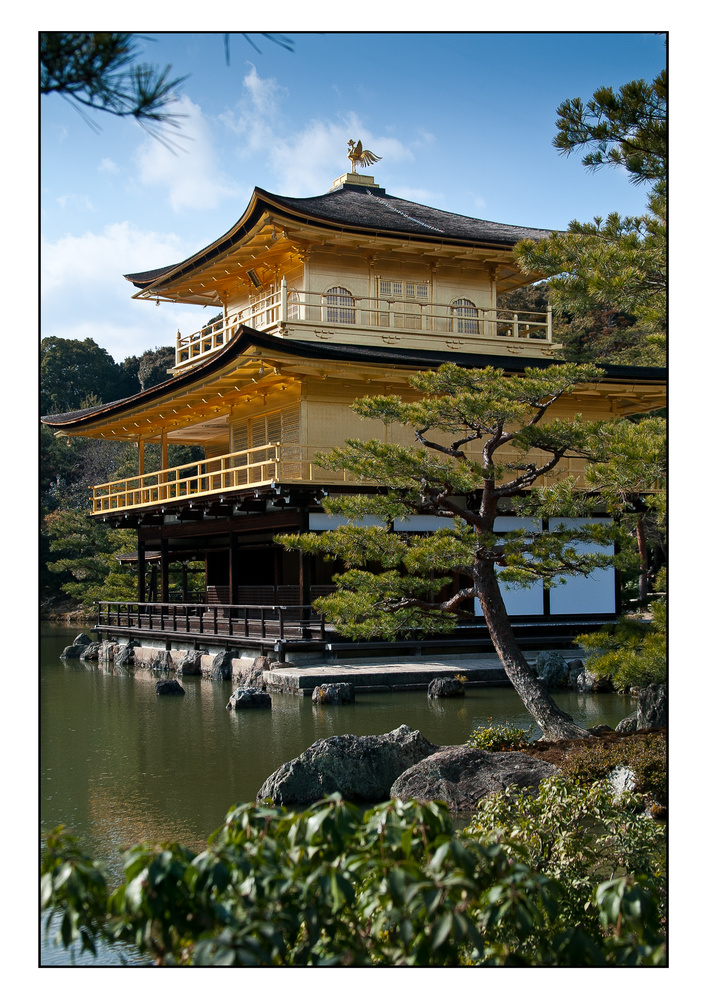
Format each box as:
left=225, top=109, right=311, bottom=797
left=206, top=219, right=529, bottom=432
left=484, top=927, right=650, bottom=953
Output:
left=40, top=32, right=187, bottom=137
left=43, top=508, right=137, bottom=606
left=467, top=719, right=533, bottom=752
left=495, top=281, right=549, bottom=319
left=576, top=600, right=666, bottom=691
left=278, top=362, right=621, bottom=642
left=137, top=345, right=175, bottom=390
left=41, top=790, right=665, bottom=966
left=553, top=71, right=666, bottom=189
left=515, top=70, right=666, bottom=366
left=40, top=336, right=140, bottom=414
left=462, top=774, right=666, bottom=958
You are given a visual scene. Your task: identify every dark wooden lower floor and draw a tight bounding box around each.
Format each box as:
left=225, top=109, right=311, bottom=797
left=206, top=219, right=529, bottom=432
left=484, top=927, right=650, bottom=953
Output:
left=95, top=600, right=613, bottom=663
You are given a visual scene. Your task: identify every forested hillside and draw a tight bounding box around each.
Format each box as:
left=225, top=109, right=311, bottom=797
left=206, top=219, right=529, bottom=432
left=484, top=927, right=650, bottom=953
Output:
left=40, top=337, right=204, bottom=615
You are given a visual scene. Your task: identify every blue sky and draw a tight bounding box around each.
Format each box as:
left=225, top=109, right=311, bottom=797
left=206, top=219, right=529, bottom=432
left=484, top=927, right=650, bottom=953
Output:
left=41, top=31, right=666, bottom=362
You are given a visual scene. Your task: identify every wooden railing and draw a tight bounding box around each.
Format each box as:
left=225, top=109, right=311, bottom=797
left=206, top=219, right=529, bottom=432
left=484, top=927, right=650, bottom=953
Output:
left=174, top=279, right=553, bottom=369
left=91, top=444, right=360, bottom=513
left=96, top=601, right=327, bottom=642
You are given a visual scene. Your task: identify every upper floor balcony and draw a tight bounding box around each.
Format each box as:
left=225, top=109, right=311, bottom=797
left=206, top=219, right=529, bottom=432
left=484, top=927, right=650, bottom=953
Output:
left=91, top=443, right=361, bottom=515
left=173, top=278, right=554, bottom=371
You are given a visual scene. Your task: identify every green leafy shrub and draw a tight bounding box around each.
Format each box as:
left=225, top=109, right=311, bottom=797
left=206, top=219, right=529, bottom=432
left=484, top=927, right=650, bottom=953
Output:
left=42, top=794, right=665, bottom=967
left=462, top=775, right=666, bottom=958
left=576, top=599, right=666, bottom=689
left=467, top=718, right=534, bottom=752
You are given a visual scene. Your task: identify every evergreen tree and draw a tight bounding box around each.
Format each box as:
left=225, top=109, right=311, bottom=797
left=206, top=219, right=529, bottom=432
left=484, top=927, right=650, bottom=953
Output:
left=279, top=362, right=622, bottom=741
left=44, top=509, right=137, bottom=606
left=40, top=32, right=187, bottom=139
left=514, top=70, right=666, bottom=366
left=40, top=336, right=140, bottom=414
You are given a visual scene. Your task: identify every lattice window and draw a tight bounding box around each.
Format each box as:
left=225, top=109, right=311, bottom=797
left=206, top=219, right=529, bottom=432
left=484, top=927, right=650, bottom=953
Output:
left=230, top=407, right=301, bottom=484
left=451, top=298, right=480, bottom=335
left=378, top=278, right=429, bottom=300
left=326, top=286, right=355, bottom=324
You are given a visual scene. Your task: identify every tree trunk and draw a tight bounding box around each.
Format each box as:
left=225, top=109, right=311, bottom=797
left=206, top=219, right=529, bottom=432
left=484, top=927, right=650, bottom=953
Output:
left=635, top=513, right=650, bottom=604
left=473, top=559, right=590, bottom=740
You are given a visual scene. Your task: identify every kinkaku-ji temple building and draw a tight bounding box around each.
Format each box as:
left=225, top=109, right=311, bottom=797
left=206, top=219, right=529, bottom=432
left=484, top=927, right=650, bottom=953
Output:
left=42, top=153, right=666, bottom=662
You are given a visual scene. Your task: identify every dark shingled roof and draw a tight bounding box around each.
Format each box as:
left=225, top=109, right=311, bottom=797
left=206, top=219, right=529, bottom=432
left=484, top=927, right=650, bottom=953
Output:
left=124, top=183, right=557, bottom=289
left=41, top=325, right=666, bottom=430
left=264, top=185, right=554, bottom=245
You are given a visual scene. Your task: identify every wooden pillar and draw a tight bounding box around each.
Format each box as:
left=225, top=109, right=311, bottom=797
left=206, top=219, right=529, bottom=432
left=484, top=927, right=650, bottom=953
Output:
left=160, top=429, right=168, bottom=500
left=137, top=538, right=146, bottom=603
left=160, top=537, right=170, bottom=602
left=138, top=438, right=145, bottom=477
left=298, top=510, right=311, bottom=610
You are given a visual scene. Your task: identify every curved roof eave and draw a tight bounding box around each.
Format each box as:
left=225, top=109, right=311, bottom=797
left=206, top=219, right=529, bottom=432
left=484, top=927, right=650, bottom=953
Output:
left=41, top=324, right=666, bottom=432
left=124, top=185, right=558, bottom=294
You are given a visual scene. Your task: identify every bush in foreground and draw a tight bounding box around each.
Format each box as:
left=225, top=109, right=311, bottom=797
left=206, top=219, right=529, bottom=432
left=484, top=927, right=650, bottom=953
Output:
left=42, top=786, right=665, bottom=967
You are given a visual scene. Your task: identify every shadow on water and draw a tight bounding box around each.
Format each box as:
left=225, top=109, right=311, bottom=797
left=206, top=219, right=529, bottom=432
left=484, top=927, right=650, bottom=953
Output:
left=40, top=623, right=634, bottom=966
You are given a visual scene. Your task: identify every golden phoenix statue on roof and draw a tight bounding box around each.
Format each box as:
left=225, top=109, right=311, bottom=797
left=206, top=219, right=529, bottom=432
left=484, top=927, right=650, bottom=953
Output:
left=347, top=139, right=381, bottom=173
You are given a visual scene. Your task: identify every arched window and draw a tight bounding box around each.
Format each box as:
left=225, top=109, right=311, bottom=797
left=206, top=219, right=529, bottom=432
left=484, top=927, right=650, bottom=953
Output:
left=287, top=288, right=301, bottom=321
left=326, top=286, right=355, bottom=324
left=451, top=298, right=479, bottom=335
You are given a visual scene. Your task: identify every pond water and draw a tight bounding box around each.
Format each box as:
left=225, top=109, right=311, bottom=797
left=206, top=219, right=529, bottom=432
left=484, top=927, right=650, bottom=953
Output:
left=40, top=624, right=633, bottom=966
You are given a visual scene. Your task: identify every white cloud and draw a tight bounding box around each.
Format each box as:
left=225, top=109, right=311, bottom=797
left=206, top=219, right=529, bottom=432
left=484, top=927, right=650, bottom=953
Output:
left=41, top=222, right=185, bottom=297
left=134, top=95, right=239, bottom=212
left=98, top=158, right=120, bottom=174
left=41, top=222, right=202, bottom=360
left=56, top=193, right=95, bottom=213
left=220, top=67, right=415, bottom=196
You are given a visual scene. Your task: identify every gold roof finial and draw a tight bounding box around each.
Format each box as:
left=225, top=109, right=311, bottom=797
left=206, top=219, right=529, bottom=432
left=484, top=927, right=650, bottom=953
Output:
left=347, top=139, right=381, bottom=174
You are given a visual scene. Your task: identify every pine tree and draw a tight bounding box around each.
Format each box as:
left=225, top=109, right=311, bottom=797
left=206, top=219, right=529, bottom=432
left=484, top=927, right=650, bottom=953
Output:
left=514, top=70, right=666, bottom=366
left=278, top=362, right=624, bottom=740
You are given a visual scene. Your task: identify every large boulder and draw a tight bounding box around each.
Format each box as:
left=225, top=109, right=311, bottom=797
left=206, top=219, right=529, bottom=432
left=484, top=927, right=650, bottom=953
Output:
left=234, top=657, right=269, bottom=689
left=312, top=682, right=355, bottom=705
left=616, top=682, right=667, bottom=733
left=174, top=650, right=202, bottom=676
left=535, top=651, right=569, bottom=688
left=227, top=687, right=272, bottom=710
left=60, top=644, right=84, bottom=659
left=637, top=683, right=667, bottom=729
left=574, top=666, right=613, bottom=693
left=208, top=651, right=234, bottom=681
left=79, top=642, right=102, bottom=661
left=257, top=725, right=439, bottom=806
left=390, top=745, right=559, bottom=813
left=427, top=677, right=464, bottom=699
left=73, top=633, right=91, bottom=646
left=155, top=679, right=185, bottom=697
left=615, top=712, right=638, bottom=734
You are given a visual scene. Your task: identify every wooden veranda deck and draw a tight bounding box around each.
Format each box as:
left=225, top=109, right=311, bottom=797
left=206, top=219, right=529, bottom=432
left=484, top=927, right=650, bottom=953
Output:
left=94, top=600, right=606, bottom=663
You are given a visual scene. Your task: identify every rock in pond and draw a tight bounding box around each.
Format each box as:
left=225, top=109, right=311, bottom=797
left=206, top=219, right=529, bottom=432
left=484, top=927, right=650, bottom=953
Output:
left=208, top=651, right=234, bottom=681
left=427, top=677, right=464, bottom=699
left=534, top=650, right=569, bottom=688
left=227, top=687, right=272, bottom=710
left=257, top=725, right=438, bottom=806
left=73, top=633, right=91, bottom=646
left=312, top=682, right=355, bottom=705
left=155, top=679, right=185, bottom=697
left=389, top=745, right=559, bottom=813
left=616, top=682, right=667, bottom=732
left=174, top=650, right=203, bottom=676
left=60, top=644, right=84, bottom=659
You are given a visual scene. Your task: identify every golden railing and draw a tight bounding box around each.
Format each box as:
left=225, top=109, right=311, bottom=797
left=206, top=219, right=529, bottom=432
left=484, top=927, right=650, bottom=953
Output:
left=91, top=444, right=360, bottom=513
left=174, top=280, right=553, bottom=369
